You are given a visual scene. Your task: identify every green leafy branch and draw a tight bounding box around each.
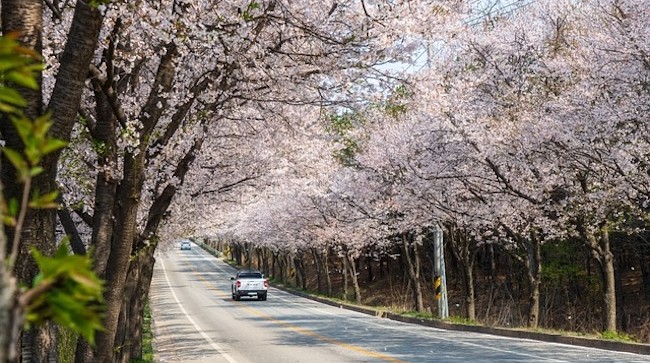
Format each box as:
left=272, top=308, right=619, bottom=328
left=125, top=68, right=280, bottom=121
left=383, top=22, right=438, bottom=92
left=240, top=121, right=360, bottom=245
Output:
left=20, top=243, right=105, bottom=345
left=0, top=33, right=104, bottom=345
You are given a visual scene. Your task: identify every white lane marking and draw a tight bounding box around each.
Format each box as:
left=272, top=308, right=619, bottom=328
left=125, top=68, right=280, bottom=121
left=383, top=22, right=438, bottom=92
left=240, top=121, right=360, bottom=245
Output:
left=159, top=258, right=239, bottom=363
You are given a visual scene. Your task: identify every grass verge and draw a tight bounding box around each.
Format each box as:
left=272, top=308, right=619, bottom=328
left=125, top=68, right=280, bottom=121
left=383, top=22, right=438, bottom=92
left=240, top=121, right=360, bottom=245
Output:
left=131, top=300, right=154, bottom=363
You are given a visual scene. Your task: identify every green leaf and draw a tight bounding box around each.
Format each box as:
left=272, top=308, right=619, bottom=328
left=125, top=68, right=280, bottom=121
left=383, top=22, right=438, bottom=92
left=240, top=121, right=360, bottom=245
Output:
left=29, top=166, right=44, bottom=177
left=41, top=138, right=67, bottom=155
left=3, top=148, right=28, bottom=174
left=0, top=54, right=30, bottom=70
left=24, top=242, right=105, bottom=346
left=0, top=87, right=26, bottom=107
left=28, top=190, right=59, bottom=209
left=10, top=115, right=33, bottom=146
left=7, top=198, right=19, bottom=217
left=0, top=102, right=19, bottom=113
left=33, top=113, right=53, bottom=139
left=5, top=69, right=40, bottom=90
left=2, top=215, right=15, bottom=226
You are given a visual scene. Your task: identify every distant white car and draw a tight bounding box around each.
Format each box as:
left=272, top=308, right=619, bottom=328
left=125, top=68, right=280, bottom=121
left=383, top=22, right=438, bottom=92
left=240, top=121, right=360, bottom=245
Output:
left=180, top=240, right=191, bottom=250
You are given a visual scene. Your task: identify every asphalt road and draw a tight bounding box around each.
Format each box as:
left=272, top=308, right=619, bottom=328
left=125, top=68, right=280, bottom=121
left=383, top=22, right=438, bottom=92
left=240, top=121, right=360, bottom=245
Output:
left=150, top=242, right=649, bottom=362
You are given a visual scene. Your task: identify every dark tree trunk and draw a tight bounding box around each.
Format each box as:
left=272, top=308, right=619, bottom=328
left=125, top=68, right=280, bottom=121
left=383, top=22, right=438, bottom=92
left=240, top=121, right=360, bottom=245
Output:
left=342, top=255, right=349, bottom=301
left=448, top=225, right=477, bottom=321
left=641, top=252, right=650, bottom=302
left=0, top=265, right=18, bottom=362
left=277, top=253, right=285, bottom=283
left=579, top=224, right=617, bottom=332
left=295, top=257, right=307, bottom=290
left=345, top=253, right=362, bottom=304
left=323, top=248, right=332, bottom=296
left=92, top=152, right=145, bottom=363
left=94, top=41, right=178, bottom=361
left=312, top=248, right=322, bottom=294
left=113, top=247, right=155, bottom=363
left=271, top=252, right=276, bottom=278
left=402, top=234, right=424, bottom=312
left=114, top=137, right=200, bottom=362
left=525, top=231, right=542, bottom=329
left=56, top=205, right=86, bottom=255
left=366, top=252, right=374, bottom=282
left=1, top=0, right=43, bottom=219
left=261, top=248, right=269, bottom=276
left=113, top=257, right=140, bottom=363
left=87, top=83, right=119, bottom=280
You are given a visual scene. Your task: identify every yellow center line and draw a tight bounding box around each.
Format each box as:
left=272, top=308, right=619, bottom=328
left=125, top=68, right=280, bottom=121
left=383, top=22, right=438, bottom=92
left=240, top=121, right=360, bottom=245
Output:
left=192, top=264, right=405, bottom=363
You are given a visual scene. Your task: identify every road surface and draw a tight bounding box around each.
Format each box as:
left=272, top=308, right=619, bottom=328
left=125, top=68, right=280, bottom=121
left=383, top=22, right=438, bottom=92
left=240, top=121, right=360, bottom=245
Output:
left=149, top=242, right=649, bottom=362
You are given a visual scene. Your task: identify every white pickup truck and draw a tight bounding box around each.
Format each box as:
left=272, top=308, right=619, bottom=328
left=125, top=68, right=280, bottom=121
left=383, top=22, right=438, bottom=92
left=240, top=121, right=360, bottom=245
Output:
left=230, top=270, right=268, bottom=301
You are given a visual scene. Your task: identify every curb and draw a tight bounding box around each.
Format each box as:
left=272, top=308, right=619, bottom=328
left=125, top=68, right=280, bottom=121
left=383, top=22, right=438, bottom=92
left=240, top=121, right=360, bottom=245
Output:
left=273, top=285, right=650, bottom=356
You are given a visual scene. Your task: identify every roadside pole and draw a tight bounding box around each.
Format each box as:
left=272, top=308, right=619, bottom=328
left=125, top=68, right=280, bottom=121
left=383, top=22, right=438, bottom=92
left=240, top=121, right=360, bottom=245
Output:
left=434, top=224, right=449, bottom=319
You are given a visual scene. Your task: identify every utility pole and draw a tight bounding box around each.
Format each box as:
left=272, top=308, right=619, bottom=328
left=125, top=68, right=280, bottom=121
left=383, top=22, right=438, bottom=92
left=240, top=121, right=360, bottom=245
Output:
left=433, top=224, right=448, bottom=319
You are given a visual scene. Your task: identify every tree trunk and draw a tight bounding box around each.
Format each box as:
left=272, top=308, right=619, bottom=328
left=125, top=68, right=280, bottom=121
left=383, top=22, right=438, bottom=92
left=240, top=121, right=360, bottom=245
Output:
left=580, top=226, right=617, bottom=332
left=346, top=253, right=362, bottom=304
left=74, top=104, right=117, bottom=362
left=526, top=232, right=542, bottom=329
left=244, top=242, right=251, bottom=268
left=87, top=80, right=119, bottom=280
left=295, top=257, right=307, bottom=290
left=463, top=263, right=476, bottom=321
left=0, top=266, right=19, bottom=362
left=641, top=252, right=650, bottom=302
left=113, top=247, right=155, bottom=363
left=402, top=234, right=424, bottom=312
left=311, top=248, right=322, bottom=294
left=1, top=0, right=42, bottom=118
left=600, top=232, right=617, bottom=333
left=323, top=248, right=332, bottom=296
left=366, top=252, right=374, bottom=282
left=448, top=225, right=476, bottom=321
left=1, top=0, right=44, bottom=220
left=113, top=138, right=200, bottom=362
left=271, top=252, right=276, bottom=278
left=92, top=152, right=144, bottom=363
left=1, top=0, right=44, bottom=241
left=56, top=205, right=86, bottom=255
left=342, top=255, right=349, bottom=301
left=113, top=259, right=140, bottom=363
left=277, top=253, right=285, bottom=283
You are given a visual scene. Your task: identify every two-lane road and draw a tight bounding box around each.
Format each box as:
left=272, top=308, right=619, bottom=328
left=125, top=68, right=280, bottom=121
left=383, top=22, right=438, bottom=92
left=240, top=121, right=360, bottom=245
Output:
left=150, top=242, right=648, bottom=362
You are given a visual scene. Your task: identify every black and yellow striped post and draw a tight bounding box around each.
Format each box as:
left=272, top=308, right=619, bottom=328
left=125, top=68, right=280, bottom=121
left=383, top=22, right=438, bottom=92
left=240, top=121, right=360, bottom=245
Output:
left=433, top=224, right=448, bottom=318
